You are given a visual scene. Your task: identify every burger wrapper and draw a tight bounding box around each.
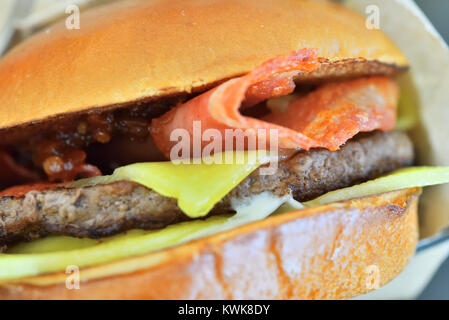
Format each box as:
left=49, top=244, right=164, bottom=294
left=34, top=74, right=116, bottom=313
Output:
left=344, top=0, right=449, bottom=238
left=344, top=0, right=449, bottom=299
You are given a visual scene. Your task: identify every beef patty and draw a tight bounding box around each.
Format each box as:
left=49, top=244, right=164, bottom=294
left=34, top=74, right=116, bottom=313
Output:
left=0, top=131, right=413, bottom=245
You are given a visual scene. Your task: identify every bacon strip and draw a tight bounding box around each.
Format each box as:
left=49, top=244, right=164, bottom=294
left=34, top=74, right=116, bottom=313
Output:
left=0, top=148, right=101, bottom=197
left=0, top=150, right=40, bottom=187
left=42, top=150, right=102, bottom=182
left=0, top=182, right=71, bottom=198
left=150, top=49, right=319, bottom=156
left=150, top=49, right=398, bottom=157
left=263, top=76, right=398, bottom=151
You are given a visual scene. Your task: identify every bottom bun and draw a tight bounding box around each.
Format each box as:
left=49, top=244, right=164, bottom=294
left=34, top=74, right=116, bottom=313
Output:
left=0, top=188, right=420, bottom=300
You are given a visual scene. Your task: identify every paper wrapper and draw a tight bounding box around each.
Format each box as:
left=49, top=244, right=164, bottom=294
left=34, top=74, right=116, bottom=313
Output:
left=343, top=0, right=449, bottom=298
left=345, top=0, right=449, bottom=238
left=0, top=0, right=116, bottom=50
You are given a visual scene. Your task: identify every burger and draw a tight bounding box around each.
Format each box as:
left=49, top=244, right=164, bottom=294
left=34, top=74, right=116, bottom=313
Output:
left=0, top=0, right=448, bottom=299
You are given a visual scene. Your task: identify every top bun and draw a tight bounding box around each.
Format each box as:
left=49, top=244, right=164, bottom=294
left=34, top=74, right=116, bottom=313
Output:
left=0, top=0, right=407, bottom=131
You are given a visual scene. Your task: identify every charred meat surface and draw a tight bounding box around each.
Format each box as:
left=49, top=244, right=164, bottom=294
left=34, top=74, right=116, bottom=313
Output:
left=0, top=131, right=413, bottom=245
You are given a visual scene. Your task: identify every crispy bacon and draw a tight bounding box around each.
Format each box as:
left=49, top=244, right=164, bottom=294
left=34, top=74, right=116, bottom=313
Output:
left=150, top=49, right=398, bottom=157
left=0, top=182, right=70, bottom=198
left=0, top=148, right=99, bottom=196
left=263, top=76, right=398, bottom=150
left=42, top=149, right=102, bottom=182
left=0, top=149, right=71, bottom=197
left=0, top=150, right=40, bottom=188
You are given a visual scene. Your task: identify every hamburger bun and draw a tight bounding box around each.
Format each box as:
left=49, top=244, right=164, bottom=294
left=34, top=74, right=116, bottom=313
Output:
left=0, top=0, right=407, bottom=133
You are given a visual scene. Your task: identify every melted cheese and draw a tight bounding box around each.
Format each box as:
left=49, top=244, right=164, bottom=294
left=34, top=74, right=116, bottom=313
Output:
left=72, top=151, right=271, bottom=218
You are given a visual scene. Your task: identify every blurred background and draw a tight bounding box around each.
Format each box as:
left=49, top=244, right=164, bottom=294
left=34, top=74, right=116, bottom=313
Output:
left=401, top=0, right=449, bottom=300
left=415, top=0, right=449, bottom=43
left=409, top=1, right=449, bottom=298
left=0, top=0, right=448, bottom=299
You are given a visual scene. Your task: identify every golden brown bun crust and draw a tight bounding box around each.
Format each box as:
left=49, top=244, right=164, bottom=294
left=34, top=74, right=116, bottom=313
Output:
left=0, top=188, right=420, bottom=300
left=0, top=0, right=407, bottom=131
